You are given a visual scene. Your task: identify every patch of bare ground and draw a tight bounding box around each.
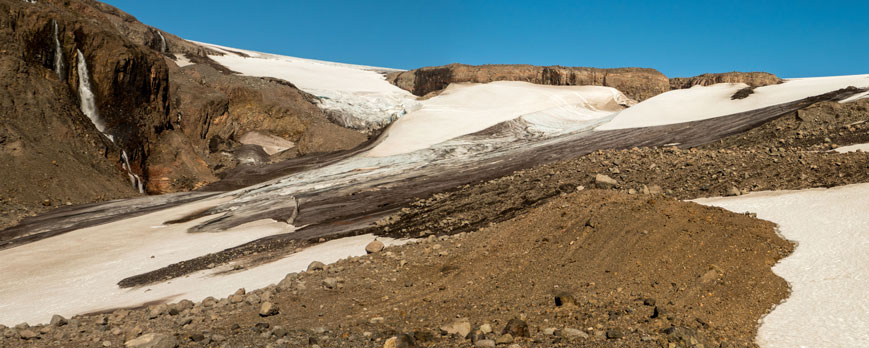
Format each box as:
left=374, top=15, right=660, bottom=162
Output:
left=0, top=191, right=792, bottom=348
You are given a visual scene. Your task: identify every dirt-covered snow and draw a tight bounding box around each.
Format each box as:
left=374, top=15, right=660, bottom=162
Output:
left=695, top=184, right=869, bottom=348
left=0, top=195, right=404, bottom=325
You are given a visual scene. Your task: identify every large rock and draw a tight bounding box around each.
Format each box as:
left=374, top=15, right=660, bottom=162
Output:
left=501, top=318, right=529, bottom=337
left=366, top=239, right=385, bottom=254
left=259, top=302, right=279, bottom=317
left=594, top=174, right=618, bottom=189
left=387, top=64, right=669, bottom=101
left=439, top=318, right=471, bottom=338
left=124, top=333, right=177, bottom=348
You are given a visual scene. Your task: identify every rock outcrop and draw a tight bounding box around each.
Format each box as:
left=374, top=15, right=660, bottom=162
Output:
left=0, top=0, right=368, bottom=228
left=388, top=64, right=783, bottom=102
left=151, top=61, right=365, bottom=193
left=387, top=63, right=670, bottom=101
left=669, top=72, right=782, bottom=90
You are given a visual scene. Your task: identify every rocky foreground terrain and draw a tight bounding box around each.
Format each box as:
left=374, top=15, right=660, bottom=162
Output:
left=0, top=190, right=792, bottom=348
left=1, top=1, right=868, bottom=348
left=1, top=93, right=866, bottom=348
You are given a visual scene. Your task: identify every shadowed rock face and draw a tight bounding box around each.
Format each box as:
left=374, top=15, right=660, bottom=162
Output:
left=0, top=0, right=367, bottom=228
left=387, top=63, right=671, bottom=101
left=669, top=72, right=782, bottom=90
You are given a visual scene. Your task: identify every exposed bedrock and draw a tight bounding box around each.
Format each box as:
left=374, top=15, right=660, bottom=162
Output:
left=669, top=71, right=782, bottom=90
left=387, top=63, right=671, bottom=101
left=0, top=0, right=367, bottom=228
left=388, top=64, right=784, bottom=102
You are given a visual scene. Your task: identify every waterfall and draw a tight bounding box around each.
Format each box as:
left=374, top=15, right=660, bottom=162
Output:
left=156, top=31, right=167, bottom=53
left=75, top=49, right=108, bottom=135
left=77, top=49, right=144, bottom=194
left=121, top=151, right=145, bottom=194
left=52, top=20, right=64, bottom=79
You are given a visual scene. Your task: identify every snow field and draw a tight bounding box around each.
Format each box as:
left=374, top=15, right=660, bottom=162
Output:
left=695, top=184, right=869, bottom=348
left=367, top=81, right=629, bottom=157
left=598, top=74, right=869, bottom=130
left=0, top=195, right=405, bottom=326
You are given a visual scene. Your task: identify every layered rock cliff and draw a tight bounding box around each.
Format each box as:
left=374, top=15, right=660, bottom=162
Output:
left=386, top=64, right=671, bottom=101
left=388, top=64, right=784, bottom=102
left=669, top=72, right=782, bottom=90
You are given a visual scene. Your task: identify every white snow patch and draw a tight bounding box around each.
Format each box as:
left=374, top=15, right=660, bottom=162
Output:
left=239, top=131, right=295, bottom=155
left=367, top=81, right=629, bottom=157
left=694, top=184, right=869, bottom=348
left=172, top=54, right=194, bottom=68
left=840, top=90, right=869, bottom=103
left=193, top=41, right=418, bottom=130
left=598, top=74, right=869, bottom=130
left=0, top=194, right=410, bottom=326
left=834, top=143, right=869, bottom=153
left=0, top=196, right=276, bottom=325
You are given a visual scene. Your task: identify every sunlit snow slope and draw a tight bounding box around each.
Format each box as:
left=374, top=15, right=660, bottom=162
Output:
left=696, top=184, right=869, bottom=348
left=597, top=74, right=869, bottom=130
left=367, top=81, right=631, bottom=157
left=195, top=42, right=419, bottom=131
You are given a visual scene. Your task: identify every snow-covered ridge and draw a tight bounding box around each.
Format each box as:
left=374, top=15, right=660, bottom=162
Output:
left=597, top=74, right=869, bottom=130
left=367, top=81, right=631, bottom=157
left=192, top=41, right=418, bottom=131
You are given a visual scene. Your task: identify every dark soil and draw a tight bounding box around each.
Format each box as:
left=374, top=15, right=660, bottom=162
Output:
left=0, top=191, right=793, bottom=348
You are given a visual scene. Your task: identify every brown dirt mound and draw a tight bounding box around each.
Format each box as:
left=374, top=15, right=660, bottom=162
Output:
left=0, top=190, right=793, bottom=348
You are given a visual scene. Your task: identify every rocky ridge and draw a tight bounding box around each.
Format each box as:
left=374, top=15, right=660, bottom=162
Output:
left=387, top=64, right=783, bottom=102
left=669, top=72, right=782, bottom=90
left=386, top=64, right=671, bottom=101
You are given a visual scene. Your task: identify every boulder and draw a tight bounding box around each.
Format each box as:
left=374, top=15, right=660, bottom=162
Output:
left=259, top=302, right=279, bottom=317
left=307, top=261, right=325, bottom=272
left=439, top=318, right=471, bottom=338
left=124, top=333, right=177, bottom=348
left=594, top=174, right=618, bottom=189
left=366, top=240, right=385, bottom=254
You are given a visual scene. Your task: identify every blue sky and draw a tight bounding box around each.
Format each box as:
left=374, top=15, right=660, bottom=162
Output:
left=104, top=1, right=868, bottom=78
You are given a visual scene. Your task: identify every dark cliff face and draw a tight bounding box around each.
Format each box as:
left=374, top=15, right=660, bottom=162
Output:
left=0, top=0, right=368, bottom=228
left=387, top=64, right=672, bottom=101
left=6, top=0, right=172, bottom=181
left=0, top=0, right=143, bottom=230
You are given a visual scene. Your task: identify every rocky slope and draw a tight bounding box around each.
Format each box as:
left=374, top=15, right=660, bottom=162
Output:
left=386, top=64, right=671, bottom=101
left=376, top=98, right=869, bottom=239
left=0, top=0, right=367, bottom=228
left=0, top=190, right=793, bottom=348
